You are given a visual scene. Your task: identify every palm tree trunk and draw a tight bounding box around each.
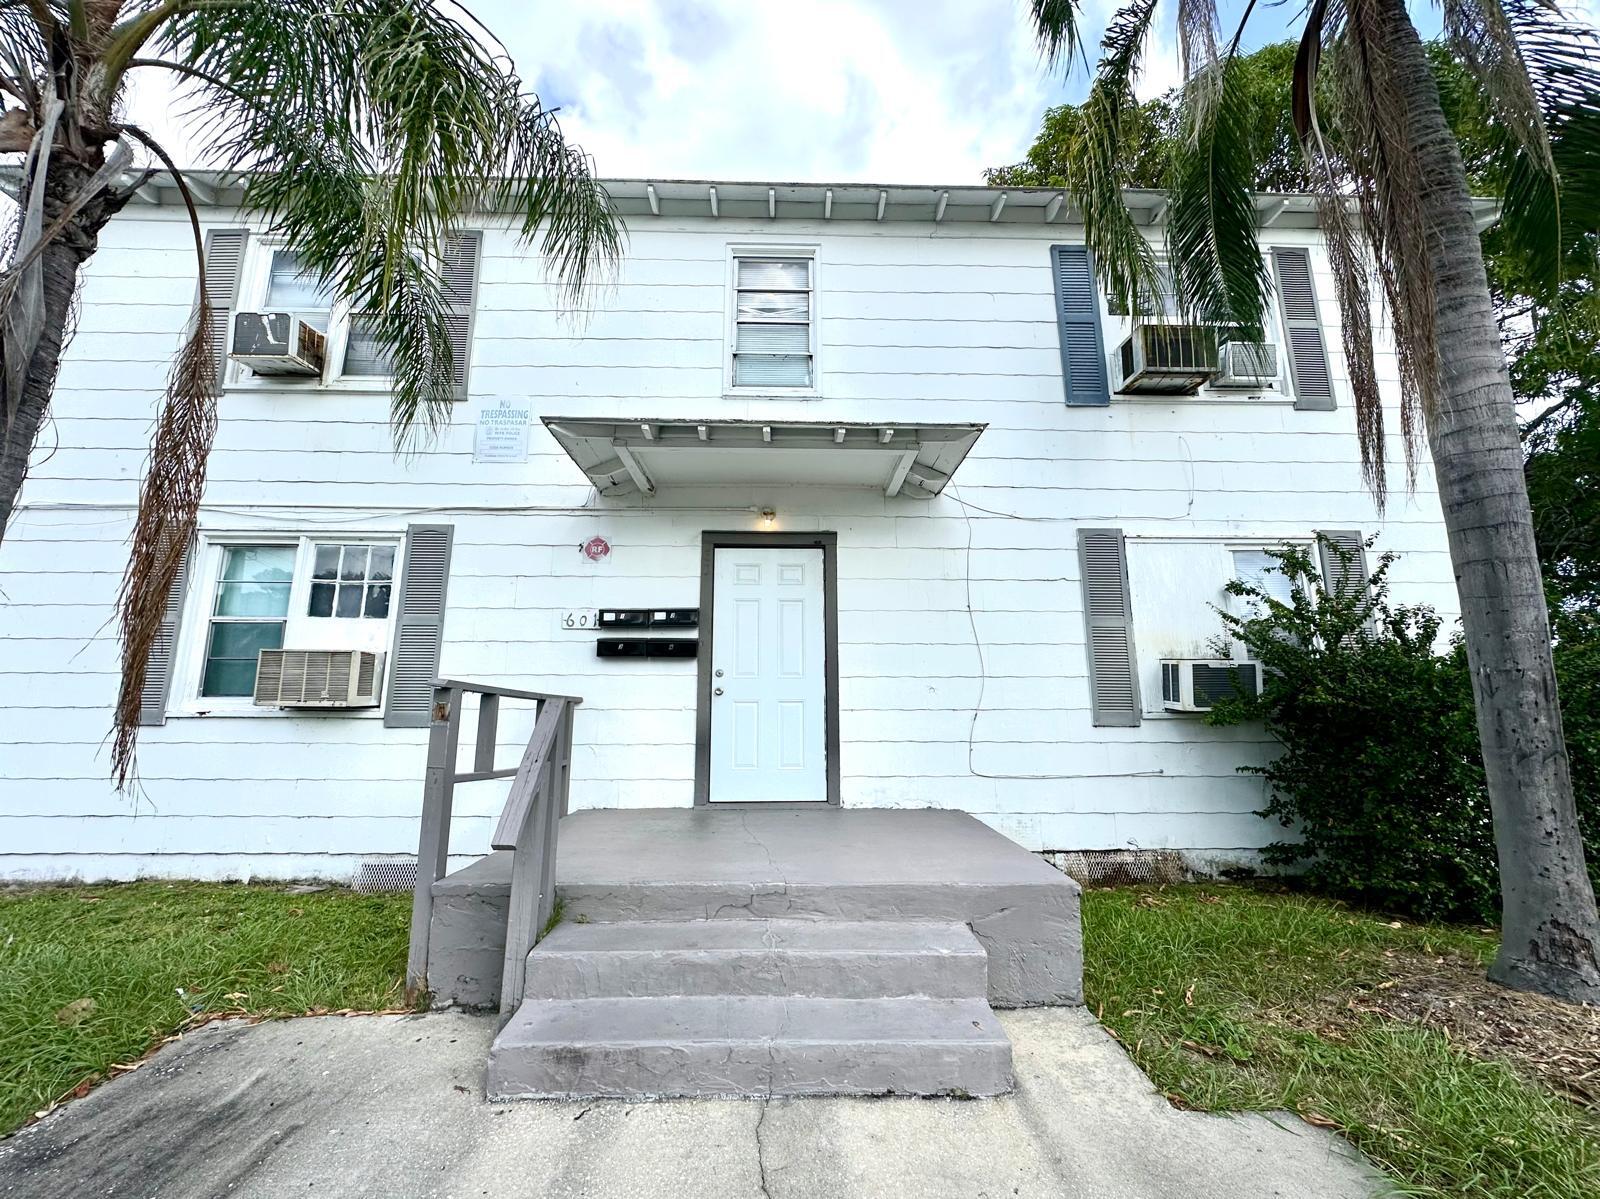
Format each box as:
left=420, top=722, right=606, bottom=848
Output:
left=0, top=167, right=120, bottom=545
left=1379, top=0, right=1600, bottom=1003
left=0, top=240, right=83, bottom=542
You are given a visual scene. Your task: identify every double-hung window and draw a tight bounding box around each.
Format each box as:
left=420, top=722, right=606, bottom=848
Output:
left=731, top=254, right=814, bottom=388
left=246, top=248, right=395, bottom=382
left=191, top=536, right=399, bottom=704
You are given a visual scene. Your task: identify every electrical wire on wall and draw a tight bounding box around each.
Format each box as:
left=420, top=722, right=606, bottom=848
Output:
left=948, top=434, right=1196, bottom=782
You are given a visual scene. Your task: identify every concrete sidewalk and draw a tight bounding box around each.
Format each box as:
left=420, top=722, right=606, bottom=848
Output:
left=0, top=1008, right=1389, bottom=1198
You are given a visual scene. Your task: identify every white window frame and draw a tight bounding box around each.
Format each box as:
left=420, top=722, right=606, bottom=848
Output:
left=170, top=530, right=404, bottom=718
left=1100, top=252, right=1293, bottom=400
left=1128, top=534, right=1311, bottom=717
left=724, top=244, right=820, bottom=397
left=224, top=239, right=395, bottom=391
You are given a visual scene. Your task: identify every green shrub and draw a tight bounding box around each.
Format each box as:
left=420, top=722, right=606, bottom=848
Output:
left=1208, top=541, right=1499, bottom=921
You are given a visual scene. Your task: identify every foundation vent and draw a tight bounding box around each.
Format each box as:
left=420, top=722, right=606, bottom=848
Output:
left=1042, top=849, right=1190, bottom=887
left=353, top=859, right=418, bottom=892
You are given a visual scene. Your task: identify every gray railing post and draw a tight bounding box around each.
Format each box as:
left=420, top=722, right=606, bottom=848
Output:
left=555, top=702, right=576, bottom=818
left=406, top=683, right=463, bottom=997
left=500, top=755, right=556, bottom=1016
left=473, top=692, right=500, bottom=774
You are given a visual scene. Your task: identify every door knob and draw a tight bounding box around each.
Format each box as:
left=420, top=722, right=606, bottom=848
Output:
left=714, top=687, right=724, bottom=696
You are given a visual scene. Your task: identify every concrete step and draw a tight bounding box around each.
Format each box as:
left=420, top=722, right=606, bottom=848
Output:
left=487, top=995, right=1013, bottom=1099
left=522, top=919, right=989, bottom=1001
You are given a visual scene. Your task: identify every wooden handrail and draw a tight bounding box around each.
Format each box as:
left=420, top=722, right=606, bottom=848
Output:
left=405, top=679, right=582, bottom=1003
left=433, top=678, right=583, bottom=704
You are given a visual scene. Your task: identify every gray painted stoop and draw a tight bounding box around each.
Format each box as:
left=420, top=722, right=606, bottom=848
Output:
left=486, top=918, right=1015, bottom=1099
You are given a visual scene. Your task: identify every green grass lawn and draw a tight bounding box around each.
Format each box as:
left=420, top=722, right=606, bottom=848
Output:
left=1084, top=885, right=1600, bottom=1199
left=0, top=882, right=411, bottom=1134
left=3, top=879, right=1597, bottom=1199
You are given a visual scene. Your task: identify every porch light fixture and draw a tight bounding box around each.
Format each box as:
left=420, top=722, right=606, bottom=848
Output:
left=759, top=507, right=777, bottom=528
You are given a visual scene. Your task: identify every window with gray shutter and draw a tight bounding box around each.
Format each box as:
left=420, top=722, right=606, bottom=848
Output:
left=201, top=228, right=248, bottom=386
left=1270, top=247, right=1335, bottom=411
left=139, top=535, right=194, bottom=725
left=385, top=524, right=455, bottom=727
left=1051, top=245, right=1110, bottom=406
left=1078, top=527, right=1140, bottom=726
left=1315, top=529, right=1370, bottom=599
left=442, top=232, right=482, bottom=398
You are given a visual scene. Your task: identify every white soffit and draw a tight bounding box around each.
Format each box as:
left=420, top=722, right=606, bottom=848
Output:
left=544, top=418, right=985, bottom=500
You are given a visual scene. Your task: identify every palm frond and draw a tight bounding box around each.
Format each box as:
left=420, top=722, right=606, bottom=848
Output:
left=1166, top=55, right=1271, bottom=333
left=1440, top=0, right=1552, bottom=169
left=1294, top=0, right=1437, bottom=498
left=1030, top=0, right=1087, bottom=67
left=1065, top=0, right=1166, bottom=315
left=147, top=0, right=620, bottom=440
left=1491, top=0, right=1600, bottom=300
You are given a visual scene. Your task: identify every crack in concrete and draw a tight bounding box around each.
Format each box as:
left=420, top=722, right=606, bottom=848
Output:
left=753, top=1097, right=774, bottom=1199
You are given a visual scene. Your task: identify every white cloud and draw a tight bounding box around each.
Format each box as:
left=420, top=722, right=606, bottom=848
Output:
left=486, top=0, right=1070, bottom=182
left=112, top=0, right=1366, bottom=186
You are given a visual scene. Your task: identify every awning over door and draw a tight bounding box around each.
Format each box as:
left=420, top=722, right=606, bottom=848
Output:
left=543, top=418, right=985, bottom=499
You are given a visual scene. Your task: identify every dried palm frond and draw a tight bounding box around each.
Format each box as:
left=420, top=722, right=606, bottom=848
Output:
left=112, top=163, right=217, bottom=792
left=1294, top=0, right=1436, bottom=495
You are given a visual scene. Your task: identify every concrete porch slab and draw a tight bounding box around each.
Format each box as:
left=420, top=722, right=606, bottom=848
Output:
left=427, top=808, right=1082, bottom=1010
left=0, top=1010, right=1391, bottom=1199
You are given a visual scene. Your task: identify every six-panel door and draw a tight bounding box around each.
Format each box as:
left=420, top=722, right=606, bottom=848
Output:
left=709, top=546, right=827, bottom=803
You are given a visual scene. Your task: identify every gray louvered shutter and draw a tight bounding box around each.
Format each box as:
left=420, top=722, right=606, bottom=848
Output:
left=1316, top=529, right=1370, bottom=600
left=442, top=232, right=482, bottom=398
left=1078, top=528, right=1140, bottom=727
left=1271, top=247, right=1334, bottom=411
left=201, top=228, right=248, bottom=385
left=1051, top=245, right=1110, bottom=406
left=139, top=536, right=195, bottom=726
left=385, top=524, right=455, bottom=727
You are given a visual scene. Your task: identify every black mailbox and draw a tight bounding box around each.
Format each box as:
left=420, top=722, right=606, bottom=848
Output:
left=646, top=638, right=699, bottom=658
left=651, top=608, right=699, bottom=628
left=599, top=609, right=650, bottom=628
left=596, top=638, right=649, bottom=658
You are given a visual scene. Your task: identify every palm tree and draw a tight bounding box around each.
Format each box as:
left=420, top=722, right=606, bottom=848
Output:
left=1027, top=0, right=1600, bottom=1004
left=0, top=1, right=621, bottom=788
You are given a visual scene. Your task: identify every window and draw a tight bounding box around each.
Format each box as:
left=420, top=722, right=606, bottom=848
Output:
left=201, top=545, right=294, bottom=697
left=308, top=543, right=395, bottom=618
left=265, top=251, right=334, bottom=331
left=187, top=536, right=401, bottom=707
left=247, top=247, right=394, bottom=381
left=731, top=254, right=813, bottom=388
left=1106, top=258, right=1179, bottom=320
left=340, top=316, right=392, bottom=378
left=1231, top=548, right=1297, bottom=615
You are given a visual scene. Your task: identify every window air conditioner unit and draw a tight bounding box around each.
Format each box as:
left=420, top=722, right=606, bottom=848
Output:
left=253, top=649, right=384, bottom=709
left=1214, top=341, right=1280, bottom=389
left=1113, top=323, right=1220, bottom=395
left=231, top=311, right=327, bottom=376
left=1160, top=658, right=1261, bottom=713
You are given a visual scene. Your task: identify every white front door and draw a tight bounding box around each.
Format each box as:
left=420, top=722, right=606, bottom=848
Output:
left=709, top=545, right=828, bottom=803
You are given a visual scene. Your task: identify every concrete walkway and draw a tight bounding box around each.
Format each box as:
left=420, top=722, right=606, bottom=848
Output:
left=0, top=1009, right=1389, bottom=1198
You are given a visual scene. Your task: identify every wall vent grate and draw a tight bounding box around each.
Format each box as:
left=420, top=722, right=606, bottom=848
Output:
left=353, top=859, right=418, bottom=892
left=1041, top=849, right=1190, bottom=886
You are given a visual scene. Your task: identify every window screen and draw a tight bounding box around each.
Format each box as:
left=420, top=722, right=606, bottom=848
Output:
left=733, top=256, right=812, bottom=387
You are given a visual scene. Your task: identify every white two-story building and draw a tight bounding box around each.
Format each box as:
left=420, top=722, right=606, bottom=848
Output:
left=0, top=178, right=1460, bottom=883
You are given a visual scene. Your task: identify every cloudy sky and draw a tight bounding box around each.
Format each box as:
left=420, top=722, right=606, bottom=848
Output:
left=123, top=0, right=1320, bottom=185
